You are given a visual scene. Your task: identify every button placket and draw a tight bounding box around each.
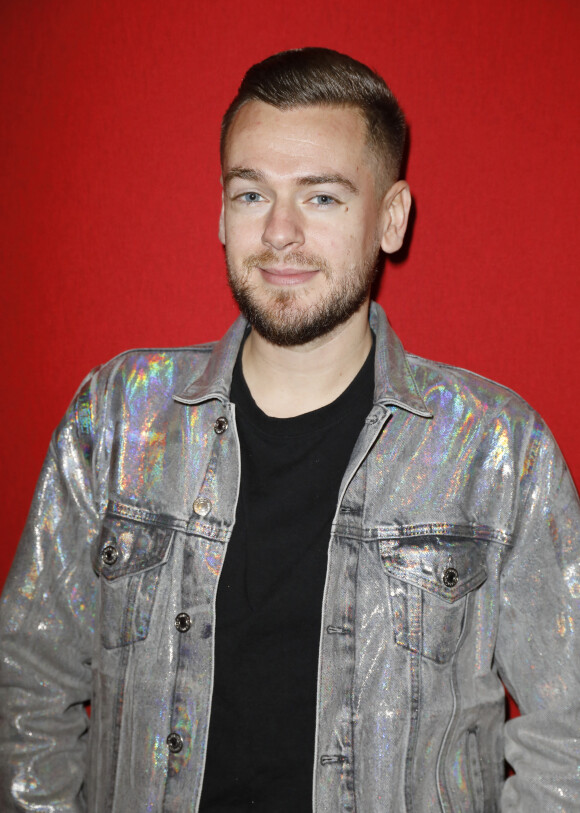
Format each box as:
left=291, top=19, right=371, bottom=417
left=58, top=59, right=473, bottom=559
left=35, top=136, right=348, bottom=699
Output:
left=192, top=497, right=211, bottom=517
left=166, top=732, right=183, bottom=753
left=175, top=612, right=191, bottom=633
left=213, top=416, right=228, bottom=434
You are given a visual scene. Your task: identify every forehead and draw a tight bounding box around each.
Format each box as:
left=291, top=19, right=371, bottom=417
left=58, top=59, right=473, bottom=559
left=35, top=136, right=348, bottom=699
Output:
left=223, top=101, right=374, bottom=177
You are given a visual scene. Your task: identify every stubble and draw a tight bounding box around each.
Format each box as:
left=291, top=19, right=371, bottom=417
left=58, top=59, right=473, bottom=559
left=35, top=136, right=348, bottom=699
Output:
left=226, top=248, right=379, bottom=347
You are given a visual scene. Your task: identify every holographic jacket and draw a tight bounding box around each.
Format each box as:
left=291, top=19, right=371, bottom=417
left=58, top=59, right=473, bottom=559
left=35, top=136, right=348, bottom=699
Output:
left=1, top=303, right=579, bottom=812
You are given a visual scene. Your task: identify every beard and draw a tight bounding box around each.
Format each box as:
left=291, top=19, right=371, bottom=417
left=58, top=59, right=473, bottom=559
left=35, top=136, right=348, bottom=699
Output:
left=226, top=247, right=379, bottom=347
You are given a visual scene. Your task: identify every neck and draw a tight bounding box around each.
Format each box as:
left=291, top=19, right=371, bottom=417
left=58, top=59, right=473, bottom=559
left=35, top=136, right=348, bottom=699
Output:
left=241, top=303, right=373, bottom=418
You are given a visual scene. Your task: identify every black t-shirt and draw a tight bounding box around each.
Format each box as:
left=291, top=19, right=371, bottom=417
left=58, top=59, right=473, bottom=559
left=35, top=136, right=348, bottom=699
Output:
left=199, top=338, right=375, bottom=812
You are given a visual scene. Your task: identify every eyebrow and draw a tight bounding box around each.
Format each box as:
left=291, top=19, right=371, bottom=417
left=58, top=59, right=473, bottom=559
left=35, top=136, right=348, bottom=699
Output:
left=296, top=174, right=359, bottom=195
left=224, top=167, right=359, bottom=195
left=224, top=168, right=266, bottom=185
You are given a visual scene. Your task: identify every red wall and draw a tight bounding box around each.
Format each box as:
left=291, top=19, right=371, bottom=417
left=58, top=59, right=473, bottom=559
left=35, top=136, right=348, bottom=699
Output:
left=2, top=0, right=579, bottom=606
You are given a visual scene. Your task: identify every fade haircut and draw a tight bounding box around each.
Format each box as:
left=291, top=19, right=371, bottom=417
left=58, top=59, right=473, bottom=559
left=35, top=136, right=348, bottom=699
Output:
left=220, top=47, right=407, bottom=187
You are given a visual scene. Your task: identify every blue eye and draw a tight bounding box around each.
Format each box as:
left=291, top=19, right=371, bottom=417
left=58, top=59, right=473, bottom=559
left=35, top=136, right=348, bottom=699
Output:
left=239, top=191, right=263, bottom=203
left=312, top=194, right=337, bottom=206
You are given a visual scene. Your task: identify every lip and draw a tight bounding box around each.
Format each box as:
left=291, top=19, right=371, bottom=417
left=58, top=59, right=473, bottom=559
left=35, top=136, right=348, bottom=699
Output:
left=259, top=267, right=319, bottom=286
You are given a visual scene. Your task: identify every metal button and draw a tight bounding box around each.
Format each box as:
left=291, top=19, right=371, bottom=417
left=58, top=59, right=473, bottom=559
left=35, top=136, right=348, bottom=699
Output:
left=214, top=416, right=228, bottom=435
left=101, top=544, right=118, bottom=566
left=442, top=567, right=459, bottom=588
left=193, top=497, right=211, bottom=517
left=175, top=613, right=191, bottom=633
left=166, top=732, right=183, bottom=753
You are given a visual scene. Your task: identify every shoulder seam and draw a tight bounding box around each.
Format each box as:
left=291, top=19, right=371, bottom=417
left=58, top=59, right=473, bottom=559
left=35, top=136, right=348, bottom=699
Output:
left=405, top=352, right=537, bottom=414
left=101, top=342, right=216, bottom=365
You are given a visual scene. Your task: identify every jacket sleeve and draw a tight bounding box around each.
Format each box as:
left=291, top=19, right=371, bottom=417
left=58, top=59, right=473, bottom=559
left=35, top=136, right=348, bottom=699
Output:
left=0, top=375, right=100, bottom=812
left=496, top=414, right=580, bottom=811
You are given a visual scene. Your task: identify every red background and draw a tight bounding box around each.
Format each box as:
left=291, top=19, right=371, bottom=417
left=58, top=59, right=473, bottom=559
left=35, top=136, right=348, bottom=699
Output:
left=1, top=0, right=579, bottom=720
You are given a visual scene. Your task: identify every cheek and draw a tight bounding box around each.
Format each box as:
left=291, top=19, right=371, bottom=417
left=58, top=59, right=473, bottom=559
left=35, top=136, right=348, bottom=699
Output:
left=339, top=219, right=371, bottom=257
left=223, top=221, right=254, bottom=253
left=226, top=212, right=268, bottom=248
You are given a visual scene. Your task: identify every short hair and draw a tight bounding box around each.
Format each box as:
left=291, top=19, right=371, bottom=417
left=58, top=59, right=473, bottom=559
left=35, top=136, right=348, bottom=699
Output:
left=220, top=47, right=407, bottom=185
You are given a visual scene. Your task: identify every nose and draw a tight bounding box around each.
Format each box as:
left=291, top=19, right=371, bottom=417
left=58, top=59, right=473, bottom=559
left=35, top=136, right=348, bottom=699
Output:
left=261, top=199, right=304, bottom=251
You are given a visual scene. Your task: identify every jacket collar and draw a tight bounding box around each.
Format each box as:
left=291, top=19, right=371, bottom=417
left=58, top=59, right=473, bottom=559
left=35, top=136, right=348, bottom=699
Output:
left=174, top=302, right=432, bottom=418
left=173, top=315, right=248, bottom=406
left=369, top=302, right=432, bottom=417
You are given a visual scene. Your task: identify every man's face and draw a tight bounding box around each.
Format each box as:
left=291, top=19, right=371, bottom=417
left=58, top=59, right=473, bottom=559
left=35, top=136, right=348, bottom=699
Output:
left=220, top=101, right=397, bottom=346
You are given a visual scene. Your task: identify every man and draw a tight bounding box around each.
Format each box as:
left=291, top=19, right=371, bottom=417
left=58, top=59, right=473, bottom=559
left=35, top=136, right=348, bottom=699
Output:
left=0, top=47, right=578, bottom=813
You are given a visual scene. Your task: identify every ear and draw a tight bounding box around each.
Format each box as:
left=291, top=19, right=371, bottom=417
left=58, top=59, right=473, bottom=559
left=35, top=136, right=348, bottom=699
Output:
left=379, top=180, right=412, bottom=254
left=218, top=182, right=225, bottom=245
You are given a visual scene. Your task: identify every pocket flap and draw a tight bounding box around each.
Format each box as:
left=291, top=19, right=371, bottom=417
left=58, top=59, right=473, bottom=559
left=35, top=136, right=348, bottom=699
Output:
left=94, top=510, right=173, bottom=581
left=379, top=535, right=487, bottom=602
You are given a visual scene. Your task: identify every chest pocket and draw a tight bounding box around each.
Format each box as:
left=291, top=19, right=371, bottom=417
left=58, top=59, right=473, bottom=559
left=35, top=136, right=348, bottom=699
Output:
left=379, top=534, right=487, bottom=664
left=93, top=507, right=174, bottom=649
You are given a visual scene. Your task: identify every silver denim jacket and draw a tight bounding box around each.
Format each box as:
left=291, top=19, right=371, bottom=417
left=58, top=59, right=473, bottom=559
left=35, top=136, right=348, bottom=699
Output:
left=1, top=303, right=579, bottom=812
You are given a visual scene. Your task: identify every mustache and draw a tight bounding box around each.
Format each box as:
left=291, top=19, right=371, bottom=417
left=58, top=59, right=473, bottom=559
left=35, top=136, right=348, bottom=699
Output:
left=242, top=250, right=331, bottom=274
